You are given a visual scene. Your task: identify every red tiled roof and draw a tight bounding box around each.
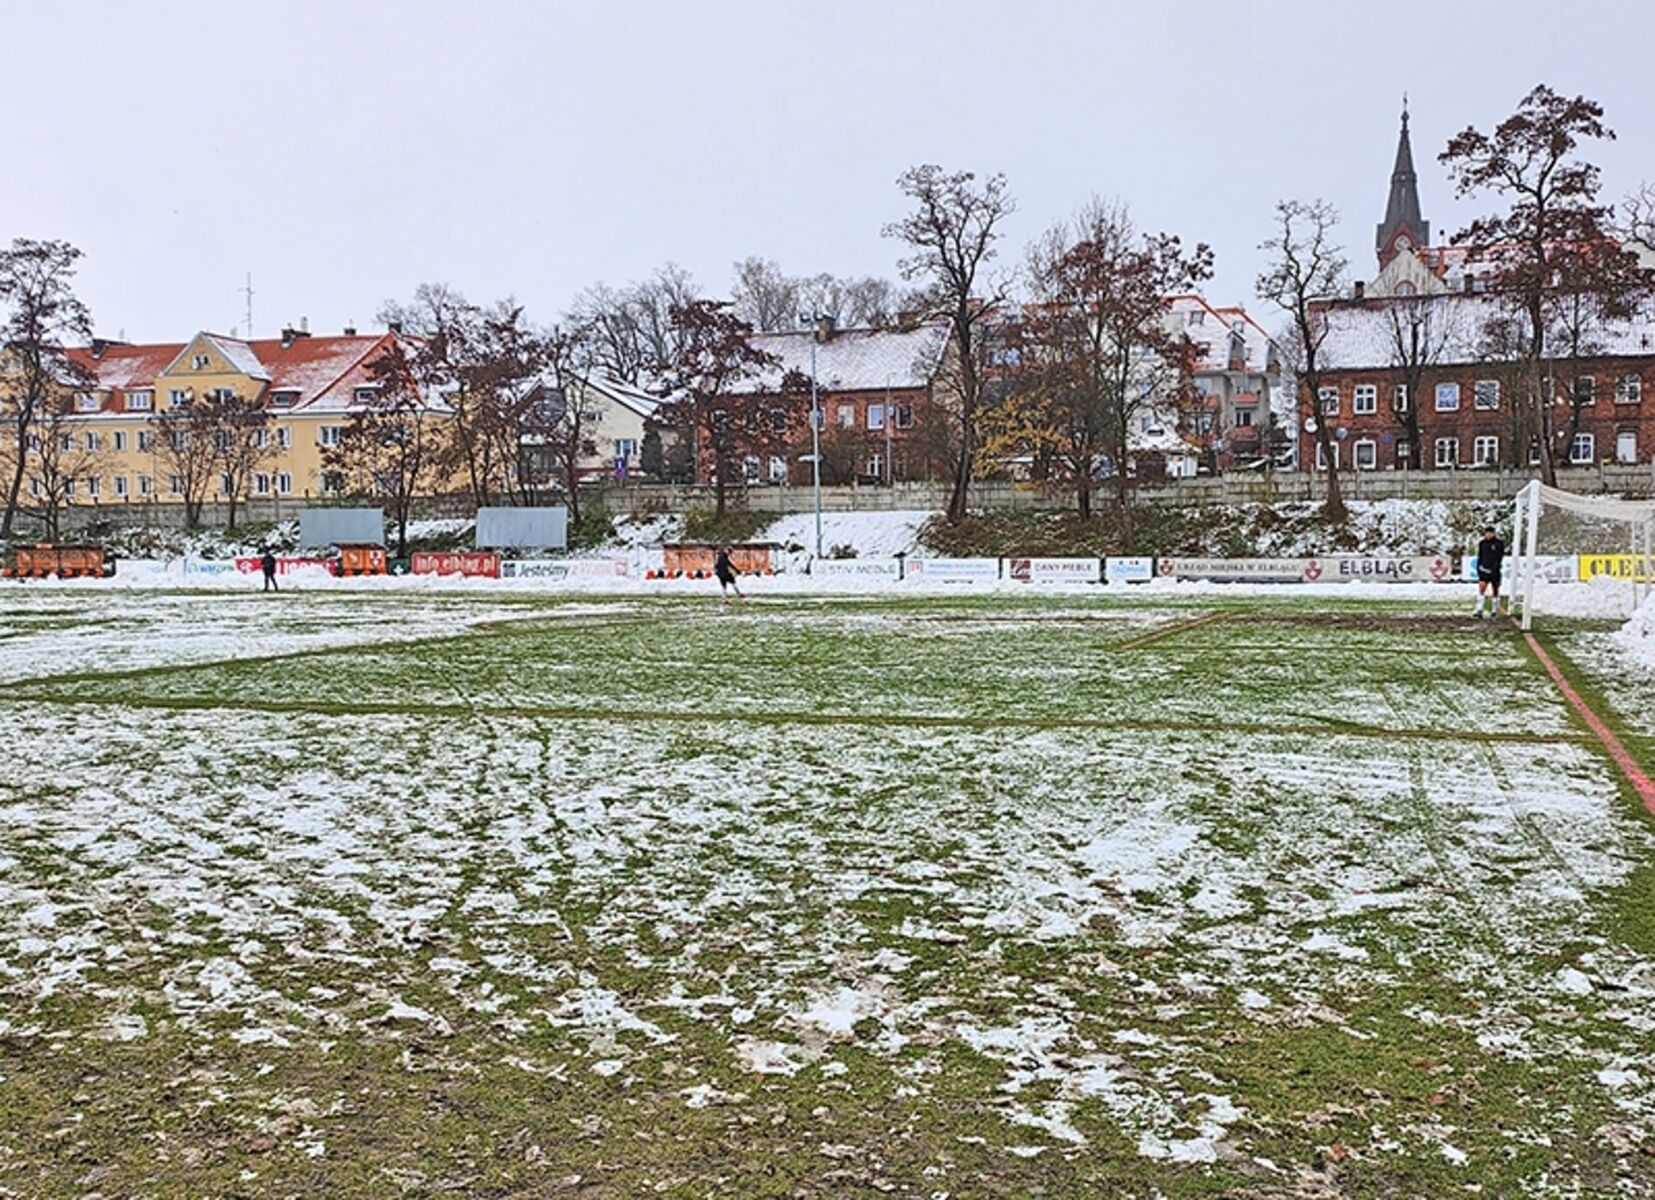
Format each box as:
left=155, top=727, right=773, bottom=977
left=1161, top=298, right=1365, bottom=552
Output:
left=66, top=342, right=186, bottom=412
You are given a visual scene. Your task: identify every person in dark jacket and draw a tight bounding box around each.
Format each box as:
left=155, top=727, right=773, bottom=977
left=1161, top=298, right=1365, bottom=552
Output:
left=714, top=546, right=743, bottom=604
left=260, top=548, right=279, bottom=593
left=1474, top=527, right=1504, bottom=618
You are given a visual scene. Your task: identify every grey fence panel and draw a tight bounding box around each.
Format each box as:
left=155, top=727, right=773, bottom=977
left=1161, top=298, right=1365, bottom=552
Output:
left=298, top=508, right=384, bottom=549
left=475, top=506, right=568, bottom=550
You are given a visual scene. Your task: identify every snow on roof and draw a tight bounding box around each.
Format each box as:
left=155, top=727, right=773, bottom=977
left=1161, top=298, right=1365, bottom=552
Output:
left=253, top=334, right=392, bottom=411
left=1316, top=293, right=1655, bottom=370
left=733, top=323, right=950, bottom=394
left=586, top=375, right=663, bottom=419
left=68, top=342, right=186, bottom=404
left=202, top=333, right=271, bottom=381
left=1163, top=295, right=1277, bottom=375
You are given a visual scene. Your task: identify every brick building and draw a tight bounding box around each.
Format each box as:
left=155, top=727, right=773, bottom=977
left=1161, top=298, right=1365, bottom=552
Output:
left=1298, top=106, right=1655, bottom=472
left=705, top=319, right=950, bottom=486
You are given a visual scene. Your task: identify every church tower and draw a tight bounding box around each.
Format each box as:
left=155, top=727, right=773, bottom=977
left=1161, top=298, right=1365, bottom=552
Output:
left=1375, top=102, right=1430, bottom=269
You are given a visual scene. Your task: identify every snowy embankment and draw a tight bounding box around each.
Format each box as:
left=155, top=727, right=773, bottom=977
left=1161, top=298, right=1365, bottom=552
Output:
left=1617, top=591, right=1655, bottom=669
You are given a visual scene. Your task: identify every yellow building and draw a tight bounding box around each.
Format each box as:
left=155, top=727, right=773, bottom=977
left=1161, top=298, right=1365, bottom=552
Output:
left=46, top=327, right=430, bottom=506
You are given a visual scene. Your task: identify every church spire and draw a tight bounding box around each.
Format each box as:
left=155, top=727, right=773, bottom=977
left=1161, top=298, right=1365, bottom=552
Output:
left=1376, top=100, right=1430, bottom=267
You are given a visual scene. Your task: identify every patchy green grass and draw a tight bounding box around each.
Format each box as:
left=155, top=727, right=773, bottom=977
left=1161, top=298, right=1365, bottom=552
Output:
left=1, top=590, right=1652, bottom=1198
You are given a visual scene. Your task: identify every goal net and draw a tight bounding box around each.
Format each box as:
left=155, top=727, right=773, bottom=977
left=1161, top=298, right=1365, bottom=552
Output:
left=1512, top=481, right=1655, bottom=629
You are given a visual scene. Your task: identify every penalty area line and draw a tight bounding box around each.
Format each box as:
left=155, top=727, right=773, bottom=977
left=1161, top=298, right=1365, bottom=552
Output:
left=1523, top=631, right=1655, bottom=816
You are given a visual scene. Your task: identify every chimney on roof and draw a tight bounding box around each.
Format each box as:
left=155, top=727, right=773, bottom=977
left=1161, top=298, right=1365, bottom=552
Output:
left=280, top=323, right=313, bottom=348
left=1463, top=272, right=1475, bottom=294
left=343, top=322, right=357, bottom=336
left=813, top=314, right=837, bottom=343
left=90, top=336, right=127, bottom=359
left=300, top=316, right=309, bottom=334
left=387, top=319, right=403, bottom=336
left=1353, top=280, right=1365, bottom=300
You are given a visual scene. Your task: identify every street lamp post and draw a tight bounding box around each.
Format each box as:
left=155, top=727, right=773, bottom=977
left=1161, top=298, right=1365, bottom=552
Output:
left=804, top=316, right=824, bottom=559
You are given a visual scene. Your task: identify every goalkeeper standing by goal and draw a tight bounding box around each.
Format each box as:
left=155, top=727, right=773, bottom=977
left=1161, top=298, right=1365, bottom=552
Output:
left=1474, top=527, right=1505, bottom=618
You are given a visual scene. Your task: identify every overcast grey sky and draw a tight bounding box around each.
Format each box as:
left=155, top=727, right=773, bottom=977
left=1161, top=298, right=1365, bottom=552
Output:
left=5, top=0, right=1651, bottom=343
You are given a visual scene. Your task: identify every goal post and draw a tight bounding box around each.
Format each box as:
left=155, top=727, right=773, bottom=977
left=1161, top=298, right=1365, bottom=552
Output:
left=1512, top=480, right=1655, bottom=630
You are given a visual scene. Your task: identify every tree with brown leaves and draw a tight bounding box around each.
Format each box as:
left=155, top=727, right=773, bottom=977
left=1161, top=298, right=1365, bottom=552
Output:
left=1440, top=85, right=1650, bottom=483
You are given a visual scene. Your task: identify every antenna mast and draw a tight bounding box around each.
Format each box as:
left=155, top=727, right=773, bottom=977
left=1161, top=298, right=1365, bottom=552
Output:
left=241, top=272, right=255, bottom=339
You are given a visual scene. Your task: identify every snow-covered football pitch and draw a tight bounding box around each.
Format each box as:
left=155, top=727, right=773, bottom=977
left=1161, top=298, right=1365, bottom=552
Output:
left=2, top=588, right=1653, bottom=1198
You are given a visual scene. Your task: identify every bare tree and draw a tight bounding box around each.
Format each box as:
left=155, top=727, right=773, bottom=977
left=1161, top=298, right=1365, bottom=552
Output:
left=1381, top=295, right=1461, bottom=470
left=521, top=322, right=602, bottom=528
left=569, top=264, right=700, bottom=384
left=211, top=395, right=274, bottom=529
left=153, top=399, right=223, bottom=529
left=0, top=239, right=93, bottom=537
left=1440, top=85, right=1650, bottom=483
left=1257, top=199, right=1350, bottom=521
left=884, top=165, right=1016, bottom=522
left=730, top=258, right=801, bottom=332
left=27, top=395, right=108, bottom=541
left=1623, top=183, right=1655, bottom=257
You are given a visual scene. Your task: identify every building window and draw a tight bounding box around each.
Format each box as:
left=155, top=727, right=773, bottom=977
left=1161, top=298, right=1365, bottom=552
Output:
left=113, top=430, right=127, bottom=451
left=276, top=426, right=291, bottom=449
left=868, top=403, right=886, bottom=430
left=1473, top=435, right=1499, bottom=466
left=893, top=403, right=914, bottom=430
left=137, top=430, right=153, bottom=452
left=254, top=473, right=271, bottom=495
left=1570, top=432, right=1595, bottom=464
left=1318, top=387, right=1339, bottom=415
left=219, top=474, right=234, bottom=495
left=1393, top=384, right=1410, bottom=412
left=251, top=429, right=268, bottom=449
left=1573, top=375, right=1596, bottom=406
left=742, top=456, right=761, bottom=482
left=191, top=353, right=210, bottom=369
left=867, top=453, right=884, bottom=479
left=114, top=475, right=128, bottom=497
left=168, top=475, right=183, bottom=496
left=85, top=431, right=102, bottom=452
left=168, top=389, right=190, bottom=408
left=270, top=390, right=299, bottom=408
left=85, top=476, right=100, bottom=498
left=353, top=386, right=378, bottom=404
left=321, top=471, right=344, bottom=494
left=276, top=472, right=292, bottom=495
left=25, top=433, right=41, bottom=451
left=1434, top=437, right=1459, bottom=468
left=1615, top=374, right=1642, bottom=405
left=768, top=455, right=787, bottom=482
left=1615, top=431, right=1637, bottom=463
left=28, top=477, right=41, bottom=499
left=212, top=430, right=233, bottom=451
left=1235, top=406, right=1255, bottom=428
left=1474, top=379, right=1500, bottom=410
left=1528, top=438, right=1542, bottom=466
left=76, top=392, right=100, bottom=413
left=1353, top=439, right=1376, bottom=469
left=59, top=476, right=74, bottom=498
left=769, top=408, right=787, bottom=433
left=615, top=438, right=637, bottom=461
left=1353, top=384, right=1377, bottom=415
left=60, top=433, right=74, bottom=452
left=127, top=391, right=152, bottom=411
left=1435, top=382, right=1460, bottom=411
left=1314, top=442, right=1338, bottom=470
left=138, top=475, right=153, bottom=496
left=837, top=404, right=855, bottom=429
left=1396, top=440, right=1411, bottom=463
left=169, top=431, right=189, bottom=451
left=319, top=425, right=343, bottom=447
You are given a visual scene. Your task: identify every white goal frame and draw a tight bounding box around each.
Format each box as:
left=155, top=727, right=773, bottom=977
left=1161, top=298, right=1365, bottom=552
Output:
left=1512, top=480, right=1655, bottom=630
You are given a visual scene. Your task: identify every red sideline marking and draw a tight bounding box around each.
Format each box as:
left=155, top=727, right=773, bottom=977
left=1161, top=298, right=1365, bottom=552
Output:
left=1525, top=631, right=1655, bottom=815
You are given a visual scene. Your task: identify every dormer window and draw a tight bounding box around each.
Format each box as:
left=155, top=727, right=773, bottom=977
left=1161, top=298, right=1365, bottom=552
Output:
left=75, top=392, right=100, bottom=412
left=127, top=390, right=153, bottom=411
left=353, top=386, right=379, bottom=404
left=269, top=390, right=300, bottom=407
